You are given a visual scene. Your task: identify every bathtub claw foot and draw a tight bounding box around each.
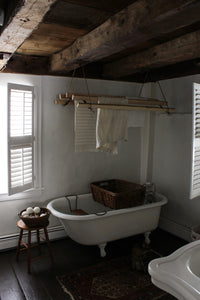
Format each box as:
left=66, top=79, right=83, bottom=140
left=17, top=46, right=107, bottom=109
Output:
left=99, top=243, right=107, bottom=257
left=144, top=231, right=151, bottom=245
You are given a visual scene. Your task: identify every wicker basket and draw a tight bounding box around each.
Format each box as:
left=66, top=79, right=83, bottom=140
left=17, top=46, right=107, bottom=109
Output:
left=19, top=207, right=50, bottom=228
left=90, top=179, right=145, bottom=209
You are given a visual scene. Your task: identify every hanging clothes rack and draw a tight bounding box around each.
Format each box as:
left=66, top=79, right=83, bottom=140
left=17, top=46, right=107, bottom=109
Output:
left=76, top=102, right=174, bottom=113
left=55, top=66, right=174, bottom=113
left=55, top=92, right=175, bottom=113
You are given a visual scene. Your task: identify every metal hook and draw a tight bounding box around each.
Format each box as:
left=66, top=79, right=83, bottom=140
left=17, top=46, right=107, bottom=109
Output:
left=64, top=98, right=72, bottom=106
left=88, top=103, right=95, bottom=113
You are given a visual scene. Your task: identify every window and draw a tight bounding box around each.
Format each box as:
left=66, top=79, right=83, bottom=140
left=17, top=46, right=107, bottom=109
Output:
left=8, top=84, right=34, bottom=195
left=190, top=82, right=200, bottom=199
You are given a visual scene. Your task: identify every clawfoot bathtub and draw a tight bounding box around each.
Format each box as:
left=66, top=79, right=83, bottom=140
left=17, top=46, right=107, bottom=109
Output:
left=148, top=240, right=200, bottom=300
left=47, top=193, right=167, bottom=257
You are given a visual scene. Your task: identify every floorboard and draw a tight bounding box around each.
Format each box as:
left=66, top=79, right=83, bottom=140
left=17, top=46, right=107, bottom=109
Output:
left=0, top=228, right=187, bottom=300
left=12, top=259, right=53, bottom=300
left=0, top=251, right=25, bottom=300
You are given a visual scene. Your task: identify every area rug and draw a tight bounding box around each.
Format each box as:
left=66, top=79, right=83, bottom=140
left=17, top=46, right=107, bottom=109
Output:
left=57, top=250, right=175, bottom=300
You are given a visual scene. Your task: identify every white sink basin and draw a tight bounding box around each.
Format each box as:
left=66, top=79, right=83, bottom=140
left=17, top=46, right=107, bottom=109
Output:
left=148, top=240, right=200, bottom=300
left=188, top=251, right=200, bottom=278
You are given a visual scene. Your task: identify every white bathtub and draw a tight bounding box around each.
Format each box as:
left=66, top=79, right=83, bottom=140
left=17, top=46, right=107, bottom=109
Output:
left=47, top=193, right=167, bottom=257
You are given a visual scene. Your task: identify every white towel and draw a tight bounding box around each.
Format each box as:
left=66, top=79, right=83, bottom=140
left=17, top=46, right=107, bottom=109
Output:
left=96, top=97, right=128, bottom=154
left=74, top=100, right=97, bottom=152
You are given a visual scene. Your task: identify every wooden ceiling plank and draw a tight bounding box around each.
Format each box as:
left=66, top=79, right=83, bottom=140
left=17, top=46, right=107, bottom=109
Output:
left=103, top=29, right=200, bottom=78
left=51, top=0, right=200, bottom=72
left=0, top=0, right=57, bottom=71
left=2, top=54, right=49, bottom=75
left=17, top=23, right=87, bottom=56
left=58, top=0, right=136, bottom=13
left=44, top=0, right=112, bottom=31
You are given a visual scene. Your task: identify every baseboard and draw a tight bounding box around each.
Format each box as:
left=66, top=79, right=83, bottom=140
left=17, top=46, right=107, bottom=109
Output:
left=0, top=217, right=192, bottom=252
left=159, top=216, right=192, bottom=242
left=0, top=225, right=67, bottom=252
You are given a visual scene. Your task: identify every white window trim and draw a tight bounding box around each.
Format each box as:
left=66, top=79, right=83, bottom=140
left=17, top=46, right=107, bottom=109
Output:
left=34, top=83, right=42, bottom=192
left=0, top=83, right=42, bottom=200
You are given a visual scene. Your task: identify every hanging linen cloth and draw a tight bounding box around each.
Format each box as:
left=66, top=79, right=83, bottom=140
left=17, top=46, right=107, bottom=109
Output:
left=74, top=100, right=97, bottom=152
left=96, top=97, right=128, bottom=154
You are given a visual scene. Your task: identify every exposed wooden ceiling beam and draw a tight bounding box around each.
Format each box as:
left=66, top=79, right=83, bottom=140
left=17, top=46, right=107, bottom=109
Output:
left=103, top=29, right=200, bottom=79
left=0, top=0, right=57, bottom=71
left=120, top=59, right=200, bottom=82
left=3, top=53, right=200, bottom=84
left=51, top=0, right=200, bottom=73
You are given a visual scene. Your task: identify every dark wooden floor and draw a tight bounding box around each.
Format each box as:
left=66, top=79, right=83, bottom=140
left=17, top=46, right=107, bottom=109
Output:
left=0, top=228, right=186, bottom=300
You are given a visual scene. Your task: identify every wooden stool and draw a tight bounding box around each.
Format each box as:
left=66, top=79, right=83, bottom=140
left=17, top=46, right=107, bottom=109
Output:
left=16, top=220, right=54, bottom=273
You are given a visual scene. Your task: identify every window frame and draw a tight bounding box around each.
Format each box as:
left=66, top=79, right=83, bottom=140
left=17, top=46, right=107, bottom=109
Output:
left=4, top=83, right=42, bottom=199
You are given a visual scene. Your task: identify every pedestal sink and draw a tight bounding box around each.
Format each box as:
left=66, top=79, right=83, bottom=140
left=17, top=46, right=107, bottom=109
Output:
left=148, top=240, right=200, bottom=300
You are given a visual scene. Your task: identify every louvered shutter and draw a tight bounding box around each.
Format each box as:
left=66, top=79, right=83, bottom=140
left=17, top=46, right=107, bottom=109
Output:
left=8, top=84, right=34, bottom=195
left=190, top=83, right=200, bottom=198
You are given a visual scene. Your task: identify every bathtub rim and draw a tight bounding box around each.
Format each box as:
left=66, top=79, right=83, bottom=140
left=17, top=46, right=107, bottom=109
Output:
left=47, top=192, right=167, bottom=221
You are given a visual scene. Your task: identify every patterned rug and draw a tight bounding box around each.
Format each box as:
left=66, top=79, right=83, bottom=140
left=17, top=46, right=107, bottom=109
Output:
left=57, top=250, right=175, bottom=300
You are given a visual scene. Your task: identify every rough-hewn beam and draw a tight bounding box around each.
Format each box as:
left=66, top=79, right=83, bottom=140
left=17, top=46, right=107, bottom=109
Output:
left=120, top=59, right=200, bottom=82
left=103, top=29, right=200, bottom=78
left=51, top=0, right=200, bottom=72
left=4, top=53, right=200, bottom=84
left=0, top=0, right=57, bottom=71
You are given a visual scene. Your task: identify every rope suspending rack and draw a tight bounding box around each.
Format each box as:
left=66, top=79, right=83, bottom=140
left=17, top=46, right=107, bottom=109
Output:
left=55, top=92, right=175, bottom=113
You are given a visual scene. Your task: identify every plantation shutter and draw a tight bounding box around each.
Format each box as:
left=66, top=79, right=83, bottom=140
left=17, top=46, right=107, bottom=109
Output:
left=191, top=82, right=200, bottom=198
left=8, top=84, right=34, bottom=195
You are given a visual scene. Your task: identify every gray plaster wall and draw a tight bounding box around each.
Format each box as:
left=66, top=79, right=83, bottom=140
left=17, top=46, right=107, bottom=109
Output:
left=0, top=73, right=144, bottom=248
left=152, top=75, right=200, bottom=241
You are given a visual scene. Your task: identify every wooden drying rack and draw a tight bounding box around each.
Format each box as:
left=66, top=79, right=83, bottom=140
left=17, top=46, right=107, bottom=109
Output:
left=55, top=92, right=175, bottom=113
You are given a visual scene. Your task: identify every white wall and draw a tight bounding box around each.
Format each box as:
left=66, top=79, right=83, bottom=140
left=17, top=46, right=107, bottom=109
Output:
left=0, top=73, right=145, bottom=249
left=41, top=76, right=142, bottom=198
left=3, top=72, right=197, bottom=248
left=152, top=75, right=200, bottom=241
